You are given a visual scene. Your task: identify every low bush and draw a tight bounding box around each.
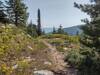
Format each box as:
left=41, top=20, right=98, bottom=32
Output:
left=41, top=34, right=80, bottom=44
left=66, top=49, right=84, bottom=67
left=66, top=47, right=100, bottom=75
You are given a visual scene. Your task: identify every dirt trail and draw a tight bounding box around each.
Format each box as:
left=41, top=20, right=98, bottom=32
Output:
left=42, top=40, right=66, bottom=70
left=41, top=39, right=77, bottom=75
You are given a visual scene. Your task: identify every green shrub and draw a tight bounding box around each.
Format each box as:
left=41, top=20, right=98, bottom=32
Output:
left=41, top=34, right=80, bottom=44
left=49, top=39, right=63, bottom=45
left=17, top=60, right=29, bottom=69
left=66, top=47, right=100, bottom=75
left=66, top=49, right=84, bottom=67
left=0, top=64, right=13, bottom=75
left=41, top=34, right=68, bottom=39
left=56, top=46, right=64, bottom=52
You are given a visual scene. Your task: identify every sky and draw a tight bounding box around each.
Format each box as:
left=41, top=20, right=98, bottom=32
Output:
left=25, top=0, right=90, bottom=28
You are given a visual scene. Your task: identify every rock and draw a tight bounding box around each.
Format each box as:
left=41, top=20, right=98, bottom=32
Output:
left=63, top=47, right=68, bottom=50
left=25, top=56, right=32, bottom=61
left=34, top=68, right=37, bottom=71
left=34, top=70, right=54, bottom=75
left=27, top=34, right=32, bottom=38
left=12, top=64, right=18, bottom=69
left=27, top=45, right=33, bottom=50
left=44, top=61, right=52, bottom=66
left=1, top=25, right=6, bottom=28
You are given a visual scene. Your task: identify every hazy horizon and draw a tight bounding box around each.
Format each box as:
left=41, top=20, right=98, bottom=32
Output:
left=25, top=0, right=90, bottom=28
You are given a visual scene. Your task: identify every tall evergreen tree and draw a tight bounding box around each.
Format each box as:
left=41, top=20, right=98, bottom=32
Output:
left=37, top=8, right=42, bottom=36
left=74, top=0, right=100, bottom=75
left=52, top=27, right=56, bottom=34
left=5, top=0, right=28, bottom=26
left=0, top=1, right=9, bottom=23
left=74, top=0, right=100, bottom=50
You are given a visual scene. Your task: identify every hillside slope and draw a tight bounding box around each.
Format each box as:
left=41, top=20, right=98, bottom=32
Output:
left=0, top=24, right=76, bottom=75
left=0, top=24, right=79, bottom=75
left=0, top=24, right=57, bottom=75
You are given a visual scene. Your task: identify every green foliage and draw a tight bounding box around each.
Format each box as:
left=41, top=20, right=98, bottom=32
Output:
left=78, top=47, right=100, bottom=75
left=41, top=34, right=67, bottom=39
left=27, top=22, right=38, bottom=37
left=17, top=60, right=29, bottom=69
left=56, top=46, right=65, bottom=52
left=66, top=46, right=100, bottom=75
left=73, top=0, right=100, bottom=75
left=0, top=23, right=49, bottom=75
left=41, top=34, right=79, bottom=43
left=67, top=36, right=79, bottom=43
left=75, top=0, right=100, bottom=50
left=33, top=39, right=47, bottom=50
left=52, top=27, right=56, bottom=34
left=49, top=39, right=64, bottom=45
left=57, top=25, right=65, bottom=34
left=41, top=34, right=80, bottom=52
left=66, top=49, right=84, bottom=67
left=5, top=0, right=28, bottom=26
left=0, top=1, right=9, bottom=23
left=0, top=64, right=13, bottom=75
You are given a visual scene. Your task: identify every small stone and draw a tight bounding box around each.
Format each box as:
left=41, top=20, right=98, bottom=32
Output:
left=34, top=70, right=54, bottom=75
left=26, top=56, right=32, bottom=61
left=12, top=64, right=18, bottom=69
left=63, top=47, right=68, bottom=50
left=27, top=45, right=33, bottom=50
left=44, top=61, right=52, bottom=66
left=34, top=68, right=37, bottom=71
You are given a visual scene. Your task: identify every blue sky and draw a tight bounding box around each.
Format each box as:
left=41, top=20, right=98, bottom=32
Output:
left=25, top=0, right=90, bottom=28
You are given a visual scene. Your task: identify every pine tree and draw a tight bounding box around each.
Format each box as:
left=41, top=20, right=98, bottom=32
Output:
left=74, top=0, right=100, bottom=74
left=76, top=31, right=79, bottom=35
left=6, top=0, right=28, bottom=26
left=27, top=21, right=38, bottom=37
left=57, top=25, right=64, bottom=34
left=52, top=27, right=56, bottom=34
left=74, top=0, right=100, bottom=50
left=37, top=8, right=42, bottom=36
left=0, top=1, right=9, bottom=23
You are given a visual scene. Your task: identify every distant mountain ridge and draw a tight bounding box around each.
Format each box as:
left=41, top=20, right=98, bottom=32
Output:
left=43, top=28, right=53, bottom=33
left=43, top=25, right=82, bottom=35
left=64, top=25, right=82, bottom=35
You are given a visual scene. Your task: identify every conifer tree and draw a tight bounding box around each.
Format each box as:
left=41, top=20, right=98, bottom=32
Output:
left=37, top=8, right=42, bottom=36
left=52, top=27, right=56, bottom=34
left=57, top=25, right=64, bottom=34
left=27, top=21, right=38, bottom=37
left=0, top=1, right=9, bottom=23
left=76, top=31, right=79, bottom=35
left=74, top=0, right=100, bottom=74
left=5, top=0, right=28, bottom=26
left=74, top=0, right=100, bottom=51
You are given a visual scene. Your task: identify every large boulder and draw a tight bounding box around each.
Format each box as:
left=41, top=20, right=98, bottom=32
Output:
left=34, top=70, right=54, bottom=75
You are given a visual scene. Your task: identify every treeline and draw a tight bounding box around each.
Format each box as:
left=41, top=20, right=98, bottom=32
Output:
left=0, top=0, right=67, bottom=37
left=52, top=25, right=66, bottom=34
left=0, top=0, right=42, bottom=37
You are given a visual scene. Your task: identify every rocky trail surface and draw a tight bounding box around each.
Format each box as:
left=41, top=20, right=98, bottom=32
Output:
left=41, top=39, right=77, bottom=75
